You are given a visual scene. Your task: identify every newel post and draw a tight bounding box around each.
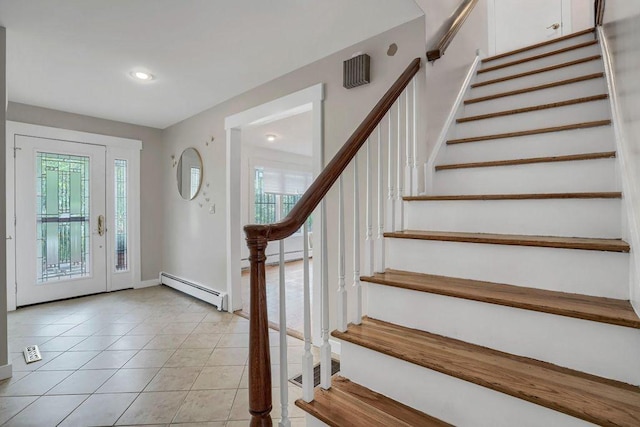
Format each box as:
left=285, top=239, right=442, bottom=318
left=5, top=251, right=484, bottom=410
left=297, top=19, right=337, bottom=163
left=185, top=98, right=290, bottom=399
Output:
left=245, top=225, right=272, bottom=426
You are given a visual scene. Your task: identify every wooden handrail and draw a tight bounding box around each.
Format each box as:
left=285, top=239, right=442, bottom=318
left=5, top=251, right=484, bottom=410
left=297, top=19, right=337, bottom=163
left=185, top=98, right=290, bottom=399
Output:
left=427, top=0, right=479, bottom=62
left=244, top=56, right=421, bottom=426
left=595, top=0, right=606, bottom=26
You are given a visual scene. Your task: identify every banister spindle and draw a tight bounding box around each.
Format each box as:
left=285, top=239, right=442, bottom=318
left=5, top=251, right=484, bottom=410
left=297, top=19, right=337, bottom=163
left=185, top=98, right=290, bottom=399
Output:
left=246, top=232, right=272, bottom=426
left=405, top=85, right=413, bottom=197
left=375, top=126, right=385, bottom=273
left=411, top=76, right=419, bottom=195
left=387, top=110, right=395, bottom=232
left=353, top=154, right=362, bottom=325
left=396, top=93, right=404, bottom=231
left=301, top=221, right=313, bottom=402
left=320, top=200, right=332, bottom=389
left=337, top=176, right=347, bottom=332
left=278, top=240, right=290, bottom=427
left=365, top=138, right=374, bottom=276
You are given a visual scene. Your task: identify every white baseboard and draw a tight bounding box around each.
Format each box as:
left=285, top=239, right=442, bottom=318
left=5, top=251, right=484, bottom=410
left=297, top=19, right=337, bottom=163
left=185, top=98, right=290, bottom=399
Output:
left=135, top=279, right=160, bottom=289
left=0, top=363, right=12, bottom=381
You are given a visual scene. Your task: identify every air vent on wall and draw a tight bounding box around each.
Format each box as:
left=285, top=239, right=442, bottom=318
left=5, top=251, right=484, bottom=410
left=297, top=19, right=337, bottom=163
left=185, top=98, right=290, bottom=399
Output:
left=343, top=53, right=370, bottom=89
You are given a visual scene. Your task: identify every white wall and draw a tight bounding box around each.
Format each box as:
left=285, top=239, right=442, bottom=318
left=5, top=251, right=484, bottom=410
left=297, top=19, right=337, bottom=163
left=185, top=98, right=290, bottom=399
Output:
left=571, top=0, right=594, bottom=32
left=240, top=146, right=312, bottom=267
left=161, top=17, right=427, bottom=326
left=602, top=4, right=640, bottom=311
left=414, top=0, right=489, bottom=158
left=6, top=102, right=164, bottom=281
left=0, top=26, right=9, bottom=373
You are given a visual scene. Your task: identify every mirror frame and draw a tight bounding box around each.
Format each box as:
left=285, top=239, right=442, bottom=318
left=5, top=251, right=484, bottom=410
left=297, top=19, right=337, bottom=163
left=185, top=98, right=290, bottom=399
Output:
left=176, top=147, right=203, bottom=200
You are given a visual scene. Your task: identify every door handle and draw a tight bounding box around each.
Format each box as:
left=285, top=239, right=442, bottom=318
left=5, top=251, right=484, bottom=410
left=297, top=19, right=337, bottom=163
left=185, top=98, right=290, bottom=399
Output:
left=98, top=215, right=106, bottom=236
left=547, top=23, right=560, bottom=30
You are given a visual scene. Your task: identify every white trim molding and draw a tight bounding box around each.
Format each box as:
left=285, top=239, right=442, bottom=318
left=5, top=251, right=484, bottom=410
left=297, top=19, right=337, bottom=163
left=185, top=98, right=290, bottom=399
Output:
left=135, top=279, right=160, bottom=289
left=597, top=27, right=640, bottom=315
left=0, top=363, right=12, bottom=381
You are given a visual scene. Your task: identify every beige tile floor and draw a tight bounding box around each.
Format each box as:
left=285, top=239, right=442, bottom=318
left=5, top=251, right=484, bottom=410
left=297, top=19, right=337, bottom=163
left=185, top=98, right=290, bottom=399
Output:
left=1, top=285, right=310, bottom=426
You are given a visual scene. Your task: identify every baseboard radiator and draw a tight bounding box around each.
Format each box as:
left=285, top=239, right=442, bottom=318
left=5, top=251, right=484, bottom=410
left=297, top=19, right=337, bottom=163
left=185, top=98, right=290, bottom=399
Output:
left=159, top=272, right=227, bottom=311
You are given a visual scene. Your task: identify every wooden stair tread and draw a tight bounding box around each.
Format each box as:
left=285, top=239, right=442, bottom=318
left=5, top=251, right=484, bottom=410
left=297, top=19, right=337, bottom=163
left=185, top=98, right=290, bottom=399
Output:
left=464, top=73, right=604, bottom=104
left=435, top=151, right=616, bottom=171
left=457, top=94, right=608, bottom=123
left=361, top=269, right=640, bottom=328
left=332, top=318, right=640, bottom=427
left=404, top=192, right=622, bottom=201
left=471, top=55, right=602, bottom=88
left=383, top=230, right=630, bottom=252
left=295, top=376, right=451, bottom=427
left=483, top=28, right=596, bottom=63
left=478, top=40, right=599, bottom=74
left=447, top=120, right=611, bottom=144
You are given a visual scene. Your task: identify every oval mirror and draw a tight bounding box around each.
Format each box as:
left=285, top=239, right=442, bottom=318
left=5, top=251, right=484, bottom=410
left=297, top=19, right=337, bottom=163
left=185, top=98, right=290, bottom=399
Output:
left=176, top=147, right=203, bottom=200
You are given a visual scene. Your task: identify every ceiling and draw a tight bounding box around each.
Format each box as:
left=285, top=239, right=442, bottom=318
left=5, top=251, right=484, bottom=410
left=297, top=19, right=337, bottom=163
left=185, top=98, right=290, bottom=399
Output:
left=0, top=0, right=423, bottom=129
left=242, top=109, right=312, bottom=157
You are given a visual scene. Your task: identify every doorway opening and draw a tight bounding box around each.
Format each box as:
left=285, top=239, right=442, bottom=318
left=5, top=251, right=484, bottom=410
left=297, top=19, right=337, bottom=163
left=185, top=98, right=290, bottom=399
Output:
left=225, top=84, right=324, bottom=342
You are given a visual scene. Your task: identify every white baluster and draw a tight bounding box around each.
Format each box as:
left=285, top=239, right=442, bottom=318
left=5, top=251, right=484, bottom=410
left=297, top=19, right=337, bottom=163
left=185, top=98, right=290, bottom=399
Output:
left=412, top=76, right=419, bottom=195
left=397, top=93, right=404, bottom=231
left=387, top=110, right=395, bottom=232
left=278, top=240, right=290, bottom=427
left=365, top=138, right=374, bottom=276
left=353, top=154, right=362, bottom=325
left=375, top=126, right=385, bottom=273
left=320, top=200, right=332, bottom=389
left=405, top=86, right=413, bottom=198
left=301, top=221, right=313, bottom=402
left=337, top=176, right=347, bottom=332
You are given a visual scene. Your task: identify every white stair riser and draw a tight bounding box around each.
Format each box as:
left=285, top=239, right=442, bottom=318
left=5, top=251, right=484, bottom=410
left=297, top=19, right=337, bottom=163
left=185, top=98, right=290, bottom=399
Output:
left=483, top=33, right=597, bottom=68
left=442, top=126, right=614, bottom=164
left=470, top=59, right=603, bottom=98
left=405, top=198, right=621, bottom=238
left=464, top=77, right=607, bottom=117
left=454, top=100, right=610, bottom=139
left=386, top=238, right=629, bottom=298
left=305, top=415, right=328, bottom=427
left=340, top=342, right=592, bottom=427
left=367, top=284, right=640, bottom=385
left=476, top=45, right=601, bottom=83
left=433, top=159, right=618, bottom=195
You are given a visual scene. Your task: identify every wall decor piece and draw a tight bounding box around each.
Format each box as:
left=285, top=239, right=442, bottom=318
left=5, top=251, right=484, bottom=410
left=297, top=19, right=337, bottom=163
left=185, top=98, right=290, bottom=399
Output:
left=343, top=53, right=370, bottom=89
left=176, top=147, right=203, bottom=200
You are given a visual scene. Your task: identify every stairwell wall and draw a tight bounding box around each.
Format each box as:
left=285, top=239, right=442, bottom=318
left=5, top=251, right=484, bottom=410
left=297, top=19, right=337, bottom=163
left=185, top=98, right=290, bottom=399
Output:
left=413, top=0, right=489, bottom=162
left=602, top=4, right=640, bottom=311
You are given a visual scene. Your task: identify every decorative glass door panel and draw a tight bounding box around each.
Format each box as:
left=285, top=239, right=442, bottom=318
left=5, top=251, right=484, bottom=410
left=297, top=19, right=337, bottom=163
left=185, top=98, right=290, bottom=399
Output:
left=15, top=136, right=107, bottom=306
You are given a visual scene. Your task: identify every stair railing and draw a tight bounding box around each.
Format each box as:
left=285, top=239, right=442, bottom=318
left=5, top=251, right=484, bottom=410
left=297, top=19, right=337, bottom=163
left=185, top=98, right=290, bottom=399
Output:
left=594, top=0, right=605, bottom=27
left=427, top=0, right=480, bottom=62
left=244, top=57, right=421, bottom=426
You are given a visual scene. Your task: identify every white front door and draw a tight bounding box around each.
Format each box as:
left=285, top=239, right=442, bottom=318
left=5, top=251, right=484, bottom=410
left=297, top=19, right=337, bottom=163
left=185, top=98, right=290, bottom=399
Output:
left=15, top=136, right=107, bottom=306
left=493, top=0, right=564, bottom=54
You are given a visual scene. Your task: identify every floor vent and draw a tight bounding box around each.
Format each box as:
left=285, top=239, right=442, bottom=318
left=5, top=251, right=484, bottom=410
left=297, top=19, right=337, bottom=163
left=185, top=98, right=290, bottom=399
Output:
left=290, top=359, right=340, bottom=388
left=159, top=272, right=227, bottom=311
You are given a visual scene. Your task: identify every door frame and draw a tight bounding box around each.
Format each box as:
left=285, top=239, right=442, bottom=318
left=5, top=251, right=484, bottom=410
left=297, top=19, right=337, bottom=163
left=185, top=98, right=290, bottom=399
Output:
left=487, top=0, right=578, bottom=56
left=6, top=121, right=142, bottom=311
left=225, top=83, right=324, bottom=343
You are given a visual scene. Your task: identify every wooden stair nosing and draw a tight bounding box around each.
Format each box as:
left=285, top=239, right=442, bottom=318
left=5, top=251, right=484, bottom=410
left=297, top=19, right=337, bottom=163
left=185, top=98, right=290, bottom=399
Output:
left=435, top=151, right=616, bottom=171
left=471, top=55, right=602, bottom=89
left=482, top=28, right=596, bottom=63
left=383, top=230, right=630, bottom=253
left=295, top=376, right=452, bottom=427
left=404, top=192, right=622, bottom=201
left=361, top=269, right=640, bottom=329
left=446, top=120, right=611, bottom=144
left=465, top=73, right=604, bottom=105
left=478, top=40, right=599, bottom=74
left=332, top=317, right=640, bottom=427
left=457, top=94, right=608, bottom=123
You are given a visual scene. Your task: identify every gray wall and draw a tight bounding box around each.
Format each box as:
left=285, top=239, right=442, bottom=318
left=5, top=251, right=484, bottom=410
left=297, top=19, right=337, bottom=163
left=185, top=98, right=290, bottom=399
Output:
left=0, top=27, right=8, bottom=368
left=6, top=102, right=164, bottom=281
left=603, top=4, right=640, bottom=310
left=161, top=17, right=427, bottom=323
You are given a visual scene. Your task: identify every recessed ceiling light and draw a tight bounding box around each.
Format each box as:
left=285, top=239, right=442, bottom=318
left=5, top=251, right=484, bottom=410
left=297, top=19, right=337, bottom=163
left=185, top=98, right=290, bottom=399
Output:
left=266, top=134, right=276, bottom=142
left=130, top=71, right=154, bottom=81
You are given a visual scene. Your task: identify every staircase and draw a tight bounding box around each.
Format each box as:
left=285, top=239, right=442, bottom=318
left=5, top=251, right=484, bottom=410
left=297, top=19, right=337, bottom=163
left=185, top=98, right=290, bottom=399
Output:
left=296, top=28, right=640, bottom=426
